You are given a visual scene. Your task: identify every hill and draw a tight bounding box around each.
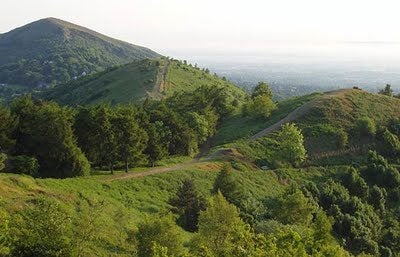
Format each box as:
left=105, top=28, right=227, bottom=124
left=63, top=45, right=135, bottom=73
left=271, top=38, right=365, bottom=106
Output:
left=0, top=18, right=160, bottom=88
left=221, top=89, right=400, bottom=166
left=42, top=58, right=247, bottom=105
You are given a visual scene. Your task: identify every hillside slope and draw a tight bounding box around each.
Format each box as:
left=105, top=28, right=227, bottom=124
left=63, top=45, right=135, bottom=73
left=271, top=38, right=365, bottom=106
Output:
left=43, top=58, right=247, bottom=105
left=0, top=17, right=160, bottom=88
left=233, top=89, right=400, bottom=165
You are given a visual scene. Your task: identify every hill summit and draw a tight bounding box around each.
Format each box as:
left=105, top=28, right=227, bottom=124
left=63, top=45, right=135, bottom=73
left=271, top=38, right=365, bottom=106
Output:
left=0, top=18, right=160, bottom=87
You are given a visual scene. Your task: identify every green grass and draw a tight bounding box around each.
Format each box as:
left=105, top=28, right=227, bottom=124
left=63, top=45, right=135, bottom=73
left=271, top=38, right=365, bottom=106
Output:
left=164, top=60, right=246, bottom=100
left=43, top=58, right=247, bottom=106
left=43, top=59, right=161, bottom=105
left=0, top=161, right=297, bottom=256
left=213, top=93, right=321, bottom=146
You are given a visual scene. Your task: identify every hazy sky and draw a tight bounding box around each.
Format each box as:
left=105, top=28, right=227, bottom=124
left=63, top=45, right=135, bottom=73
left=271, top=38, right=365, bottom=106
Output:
left=2, top=0, right=400, bottom=55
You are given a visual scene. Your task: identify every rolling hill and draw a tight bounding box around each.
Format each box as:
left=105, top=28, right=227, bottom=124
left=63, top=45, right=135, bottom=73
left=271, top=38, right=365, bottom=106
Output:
left=219, top=88, right=400, bottom=166
left=0, top=17, right=160, bottom=88
left=42, top=58, right=247, bottom=105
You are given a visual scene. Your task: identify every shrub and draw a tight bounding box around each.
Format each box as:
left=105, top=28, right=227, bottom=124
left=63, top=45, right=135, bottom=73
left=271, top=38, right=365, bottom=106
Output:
left=0, top=153, right=6, bottom=171
left=134, top=214, right=184, bottom=257
left=9, top=155, right=39, bottom=176
left=9, top=198, right=73, bottom=257
left=354, top=117, right=376, bottom=137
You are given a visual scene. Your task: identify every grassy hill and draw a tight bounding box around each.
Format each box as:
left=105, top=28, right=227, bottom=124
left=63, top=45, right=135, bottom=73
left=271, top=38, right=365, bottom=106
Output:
left=0, top=17, right=160, bottom=88
left=42, top=58, right=247, bottom=105
left=219, top=89, right=400, bottom=166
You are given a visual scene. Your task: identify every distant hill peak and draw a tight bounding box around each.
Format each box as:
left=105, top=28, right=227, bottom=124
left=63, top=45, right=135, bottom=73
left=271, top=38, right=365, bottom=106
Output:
left=0, top=18, right=160, bottom=88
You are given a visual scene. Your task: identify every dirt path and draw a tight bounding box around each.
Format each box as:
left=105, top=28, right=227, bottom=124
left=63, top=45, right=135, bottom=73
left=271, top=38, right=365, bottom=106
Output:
left=152, top=60, right=170, bottom=97
left=251, top=89, right=350, bottom=140
left=104, top=161, right=198, bottom=182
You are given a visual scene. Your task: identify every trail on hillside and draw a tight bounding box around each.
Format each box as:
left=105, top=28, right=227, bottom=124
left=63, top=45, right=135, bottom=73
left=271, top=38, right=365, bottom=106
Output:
left=152, top=60, right=170, bottom=97
left=251, top=89, right=350, bottom=140
left=105, top=89, right=351, bottom=181
left=105, top=161, right=197, bottom=182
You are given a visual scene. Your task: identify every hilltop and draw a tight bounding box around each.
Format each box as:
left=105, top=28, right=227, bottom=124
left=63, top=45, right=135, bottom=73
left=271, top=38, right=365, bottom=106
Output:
left=42, top=58, right=247, bottom=105
left=219, top=88, right=400, bottom=166
left=0, top=18, right=160, bottom=88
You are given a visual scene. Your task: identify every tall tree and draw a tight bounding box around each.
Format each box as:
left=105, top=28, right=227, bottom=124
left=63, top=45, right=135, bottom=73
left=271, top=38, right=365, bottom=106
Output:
left=112, top=105, right=148, bottom=172
left=169, top=178, right=206, bottom=232
left=275, top=123, right=307, bottom=166
left=11, top=96, right=90, bottom=178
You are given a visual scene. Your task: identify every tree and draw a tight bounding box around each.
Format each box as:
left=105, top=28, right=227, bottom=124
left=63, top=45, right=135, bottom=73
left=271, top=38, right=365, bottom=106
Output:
left=341, top=167, right=369, bottom=200
left=382, top=129, right=400, bottom=157
left=244, top=95, right=277, bottom=119
left=276, top=185, right=317, bottom=225
left=192, top=192, right=266, bottom=257
left=213, top=164, right=244, bottom=207
left=10, top=198, right=73, bottom=257
left=252, top=82, right=273, bottom=99
left=0, top=106, right=16, bottom=152
left=134, top=214, right=184, bottom=257
left=11, top=96, right=90, bottom=178
left=379, top=84, right=393, bottom=97
left=112, top=106, right=148, bottom=172
left=145, top=121, right=171, bottom=167
left=169, top=178, right=206, bottom=232
left=275, top=123, right=307, bottom=166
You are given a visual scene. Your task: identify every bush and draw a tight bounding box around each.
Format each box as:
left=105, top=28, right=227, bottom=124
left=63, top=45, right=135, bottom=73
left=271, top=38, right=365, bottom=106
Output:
left=304, top=124, right=348, bottom=149
left=354, top=117, right=376, bottom=137
left=9, top=155, right=39, bottom=176
left=9, top=198, right=73, bottom=257
left=134, top=214, right=184, bottom=257
left=0, top=153, right=6, bottom=171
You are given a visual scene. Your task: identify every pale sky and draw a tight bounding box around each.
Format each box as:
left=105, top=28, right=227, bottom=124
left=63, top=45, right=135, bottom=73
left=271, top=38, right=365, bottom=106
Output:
left=2, top=0, right=400, bottom=55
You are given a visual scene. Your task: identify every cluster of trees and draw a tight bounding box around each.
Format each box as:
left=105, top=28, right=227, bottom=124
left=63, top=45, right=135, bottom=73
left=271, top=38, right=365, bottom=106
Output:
left=302, top=152, right=400, bottom=256
left=129, top=165, right=353, bottom=257
left=0, top=83, right=241, bottom=177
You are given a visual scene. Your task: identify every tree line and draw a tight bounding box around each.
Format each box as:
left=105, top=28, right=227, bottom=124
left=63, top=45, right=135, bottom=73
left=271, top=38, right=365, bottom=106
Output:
left=0, top=82, right=247, bottom=178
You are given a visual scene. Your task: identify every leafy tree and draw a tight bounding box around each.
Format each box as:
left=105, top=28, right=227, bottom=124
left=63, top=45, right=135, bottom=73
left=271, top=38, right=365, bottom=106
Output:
left=244, top=95, right=277, bottom=119
left=145, top=121, right=171, bottom=167
left=274, top=123, right=307, bottom=166
left=169, top=178, right=206, bottom=232
left=11, top=96, right=90, bottom=178
left=382, top=129, right=400, bottom=157
left=0, top=106, right=16, bottom=152
left=192, top=192, right=266, bottom=257
left=362, top=151, right=400, bottom=189
left=368, top=185, right=386, bottom=213
left=354, top=117, right=376, bottom=137
left=341, top=167, right=369, bottom=200
left=252, top=82, right=273, bottom=99
left=213, top=164, right=244, bottom=206
left=134, top=214, right=184, bottom=257
left=275, top=185, right=317, bottom=225
left=112, top=106, right=148, bottom=172
left=9, top=198, right=73, bottom=257
left=379, top=84, right=393, bottom=97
